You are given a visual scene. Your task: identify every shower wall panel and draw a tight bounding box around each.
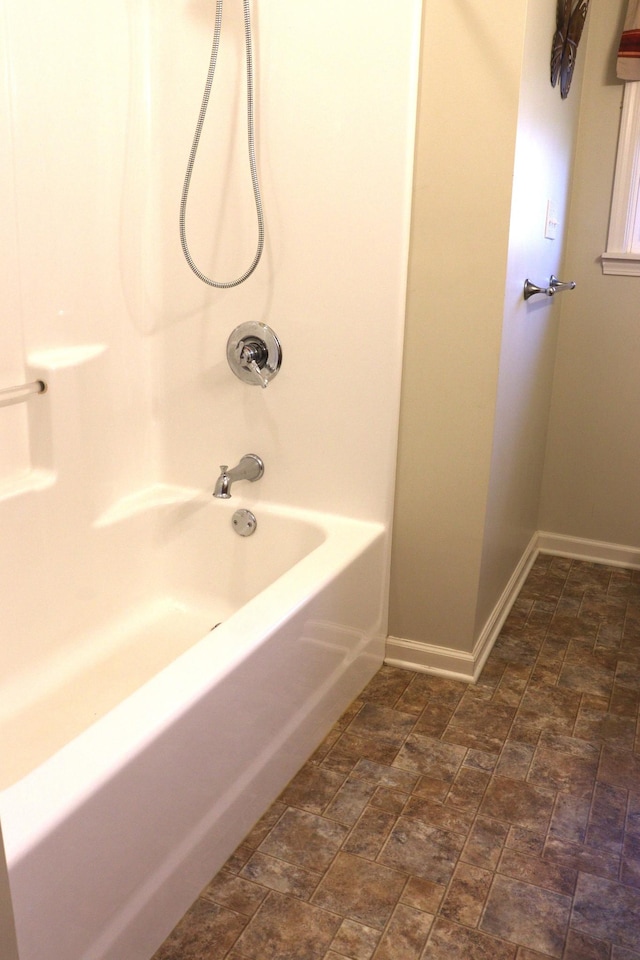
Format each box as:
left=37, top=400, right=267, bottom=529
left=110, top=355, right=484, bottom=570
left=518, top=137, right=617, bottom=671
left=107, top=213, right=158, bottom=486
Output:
left=146, top=0, right=422, bottom=523
left=0, top=7, right=30, bottom=485
left=3, top=0, right=154, bottom=510
left=2, top=0, right=420, bottom=518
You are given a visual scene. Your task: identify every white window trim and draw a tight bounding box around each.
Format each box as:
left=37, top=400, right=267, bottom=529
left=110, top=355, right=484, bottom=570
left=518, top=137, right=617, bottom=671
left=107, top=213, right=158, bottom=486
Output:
left=602, top=80, right=640, bottom=276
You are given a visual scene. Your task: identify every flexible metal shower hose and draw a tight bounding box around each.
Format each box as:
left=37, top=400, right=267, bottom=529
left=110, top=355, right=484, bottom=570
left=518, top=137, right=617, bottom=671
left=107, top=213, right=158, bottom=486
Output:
left=179, top=0, right=264, bottom=288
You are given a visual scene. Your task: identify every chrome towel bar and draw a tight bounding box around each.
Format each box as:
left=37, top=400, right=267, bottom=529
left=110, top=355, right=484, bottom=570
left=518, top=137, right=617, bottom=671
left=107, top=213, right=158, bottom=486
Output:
left=0, top=379, right=47, bottom=409
left=523, top=275, right=576, bottom=300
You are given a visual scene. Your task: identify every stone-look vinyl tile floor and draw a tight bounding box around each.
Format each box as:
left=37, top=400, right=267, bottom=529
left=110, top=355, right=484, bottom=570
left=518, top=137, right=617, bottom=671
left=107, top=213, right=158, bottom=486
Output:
left=153, top=556, right=640, bottom=960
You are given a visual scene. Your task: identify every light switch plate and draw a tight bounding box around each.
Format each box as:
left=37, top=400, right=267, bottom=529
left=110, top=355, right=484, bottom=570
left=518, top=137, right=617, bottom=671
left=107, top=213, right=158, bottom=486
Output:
left=545, top=199, right=559, bottom=240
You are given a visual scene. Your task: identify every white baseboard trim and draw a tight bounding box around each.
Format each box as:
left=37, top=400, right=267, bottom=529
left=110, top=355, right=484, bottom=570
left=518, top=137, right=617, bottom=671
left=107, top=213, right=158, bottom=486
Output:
left=384, top=637, right=477, bottom=683
left=537, top=531, right=640, bottom=569
left=385, top=532, right=539, bottom=683
left=385, top=530, right=640, bottom=683
left=470, top=531, right=540, bottom=679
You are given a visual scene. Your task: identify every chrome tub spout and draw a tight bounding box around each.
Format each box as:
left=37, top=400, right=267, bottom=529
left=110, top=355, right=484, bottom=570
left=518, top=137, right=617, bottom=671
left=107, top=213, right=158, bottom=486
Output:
left=213, top=454, right=264, bottom=499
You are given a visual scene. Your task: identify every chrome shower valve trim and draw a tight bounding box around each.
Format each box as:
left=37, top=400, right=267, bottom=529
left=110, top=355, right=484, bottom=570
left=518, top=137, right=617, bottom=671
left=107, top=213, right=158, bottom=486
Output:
left=227, top=321, right=282, bottom=388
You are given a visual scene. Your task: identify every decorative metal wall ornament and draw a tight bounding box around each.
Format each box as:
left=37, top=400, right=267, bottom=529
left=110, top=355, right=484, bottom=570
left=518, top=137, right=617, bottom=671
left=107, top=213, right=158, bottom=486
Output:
left=551, top=0, right=590, bottom=98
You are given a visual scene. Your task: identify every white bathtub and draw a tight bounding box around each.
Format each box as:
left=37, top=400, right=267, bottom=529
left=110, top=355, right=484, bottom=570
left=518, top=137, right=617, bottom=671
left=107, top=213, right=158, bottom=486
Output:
left=0, top=488, right=386, bottom=960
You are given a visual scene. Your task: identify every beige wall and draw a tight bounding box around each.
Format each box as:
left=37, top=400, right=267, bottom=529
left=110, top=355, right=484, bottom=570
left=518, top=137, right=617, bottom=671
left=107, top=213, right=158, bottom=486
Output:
left=539, top=0, right=640, bottom=548
left=390, top=0, right=529, bottom=655
left=390, top=0, right=584, bottom=659
left=474, top=0, right=583, bottom=635
left=0, top=824, right=19, bottom=960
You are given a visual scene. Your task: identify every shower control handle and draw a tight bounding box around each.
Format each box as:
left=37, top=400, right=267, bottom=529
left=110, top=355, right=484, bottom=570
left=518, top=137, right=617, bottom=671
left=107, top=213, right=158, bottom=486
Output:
left=227, top=321, right=282, bottom=388
left=247, top=359, right=269, bottom=389
left=234, top=339, right=270, bottom=388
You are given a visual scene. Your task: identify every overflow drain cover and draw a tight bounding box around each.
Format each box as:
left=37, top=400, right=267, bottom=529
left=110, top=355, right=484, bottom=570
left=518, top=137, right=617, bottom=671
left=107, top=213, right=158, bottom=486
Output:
left=232, top=508, right=257, bottom=537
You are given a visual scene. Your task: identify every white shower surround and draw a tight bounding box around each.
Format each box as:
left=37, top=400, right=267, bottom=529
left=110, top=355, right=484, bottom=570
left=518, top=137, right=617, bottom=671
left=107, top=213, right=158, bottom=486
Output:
left=0, top=1, right=422, bottom=958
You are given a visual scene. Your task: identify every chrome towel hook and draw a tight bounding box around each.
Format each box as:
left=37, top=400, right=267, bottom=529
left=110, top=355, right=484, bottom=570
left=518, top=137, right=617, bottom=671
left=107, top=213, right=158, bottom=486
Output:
left=524, top=275, right=576, bottom=300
